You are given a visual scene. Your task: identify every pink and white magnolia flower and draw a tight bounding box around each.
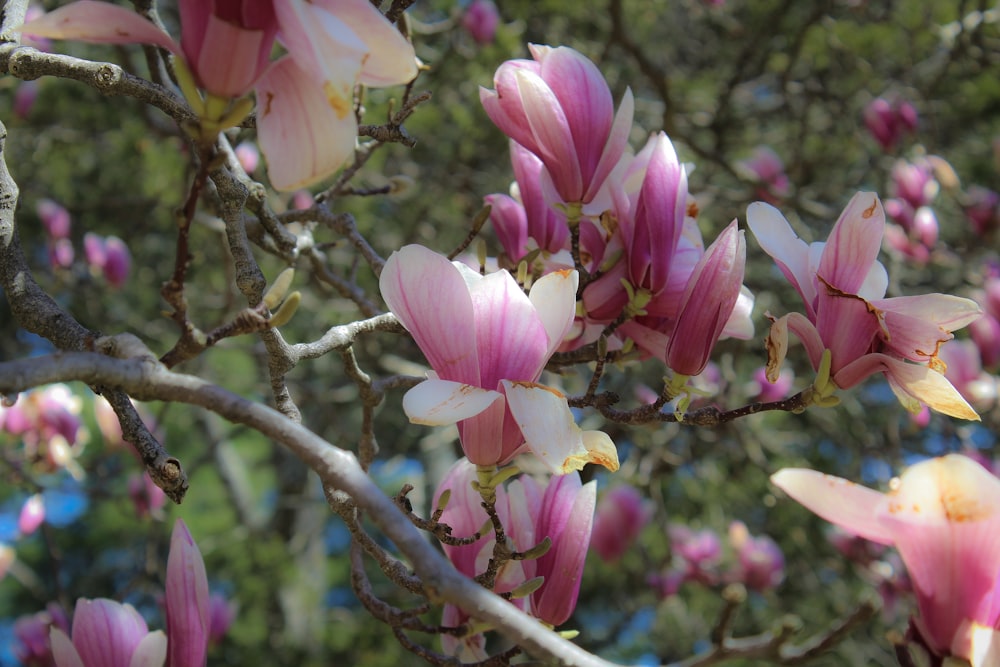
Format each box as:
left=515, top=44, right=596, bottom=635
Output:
left=480, top=44, right=634, bottom=207
left=380, top=245, right=618, bottom=474
left=49, top=519, right=209, bottom=667
left=50, top=599, right=167, bottom=667
left=21, top=0, right=417, bottom=191
left=747, top=191, right=982, bottom=419
left=772, top=454, right=1000, bottom=664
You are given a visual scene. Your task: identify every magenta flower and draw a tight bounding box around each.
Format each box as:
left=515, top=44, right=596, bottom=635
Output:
left=380, top=245, right=618, bottom=474
left=747, top=191, right=981, bottom=419
left=14, top=603, right=69, bottom=666
left=727, top=521, right=784, bottom=592
left=38, top=199, right=71, bottom=240
left=965, top=186, right=1000, bottom=237
left=590, top=485, right=653, bottom=563
left=480, top=45, right=634, bottom=206
left=735, top=146, right=790, bottom=204
left=21, top=0, right=417, bottom=191
left=863, top=97, right=918, bottom=151
left=665, top=220, right=746, bottom=376
left=461, top=0, right=500, bottom=45
left=18, top=494, right=45, bottom=536
left=50, top=599, right=167, bottom=667
left=772, top=454, right=1000, bottom=663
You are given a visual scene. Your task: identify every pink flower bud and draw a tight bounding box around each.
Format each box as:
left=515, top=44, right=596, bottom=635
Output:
left=19, top=494, right=45, bottom=536
left=912, top=206, right=939, bottom=248
left=666, top=220, right=746, bottom=376
left=485, top=193, right=530, bottom=262
left=53, top=598, right=166, bottom=667
left=234, top=142, right=260, bottom=174
left=14, top=80, right=40, bottom=119
left=590, top=485, right=653, bottom=562
left=48, top=239, right=74, bottom=270
left=101, top=236, right=132, bottom=288
left=291, top=189, right=314, bottom=211
left=751, top=366, right=794, bottom=402
left=129, top=473, right=167, bottom=520
left=965, top=186, right=1000, bottom=237
left=891, top=160, right=938, bottom=209
left=670, top=525, right=721, bottom=567
left=208, top=593, right=236, bottom=645
left=37, top=199, right=71, bottom=240
left=83, top=232, right=107, bottom=270
left=14, top=603, right=69, bottom=665
left=165, top=519, right=210, bottom=667
left=863, top=98, right=896, bottom=150
left=461, top=0, right=500, bottom=45
left=728, top=521, right=784, bottom=592
left=480, top=45, right=634, bottom=205
left=970, top=312, right=1000, bottom=370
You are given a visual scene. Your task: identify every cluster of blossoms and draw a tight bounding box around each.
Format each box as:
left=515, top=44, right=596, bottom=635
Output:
left=864, top=96, right=919, bottom=153
left=36, top=199, right=132, bottom=287
left=647, top=521, right=785, bottom=597
left=480, top=45, right=754, bottom=379
left=22, top=0, right=419, bottom=191
left=373, top=42, right=989, bottom=659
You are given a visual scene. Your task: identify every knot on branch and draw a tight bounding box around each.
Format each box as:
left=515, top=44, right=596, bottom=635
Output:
left=6, top=46, right=40, bottom=80
left=94, top=63, right=122, bottom=91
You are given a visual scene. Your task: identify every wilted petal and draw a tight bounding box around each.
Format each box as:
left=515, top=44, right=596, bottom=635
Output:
left=402, top=379, right=502, bottom=425
left=501, top=381, right=618, bottom=474
left=165, top=519, right=209, bottom=667
left=770, top=469, right=890, bottom=544
left=835, top=353, right=979, bottom=420
left=874, top=294, right=982, bottom=363
left=20, top=1, right=179, bottom=53
left=255, top=57, right=357, bottom=191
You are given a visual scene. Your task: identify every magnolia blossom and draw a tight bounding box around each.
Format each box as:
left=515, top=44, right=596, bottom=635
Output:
left=480, top=44, right=634, bottom=207
left=461, top=0, right=500, bottom=45
left=747, top=191, right=981, bottom=419
left=486, top=141, right=570, bottom=262
left=772, top=454, right=1000, bottom=664
left=735, top=146, right=789, bottom=204
left=21, top=0, right=417, bottom=191
left=434, top=458, right=596, bottom=656
left=727, top=521, right=784, bottom=592
left=863, top=97, right=918, bottom=151
left=590, top=485, right=653, bottom=563
left=380, top=245, right=618, bottom=474
left=49, top=519, right=209, bottom=667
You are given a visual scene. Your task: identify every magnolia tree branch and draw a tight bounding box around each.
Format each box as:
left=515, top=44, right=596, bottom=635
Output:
left=0, top=348, right=622, bottom=667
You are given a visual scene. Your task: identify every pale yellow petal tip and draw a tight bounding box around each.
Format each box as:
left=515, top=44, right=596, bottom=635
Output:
left=571, top=430, right=620, bottom=473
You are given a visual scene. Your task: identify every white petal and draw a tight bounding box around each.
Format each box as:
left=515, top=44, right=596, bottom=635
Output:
left=501, top=380, right=619, bottom=474
left=403, top=379, right=502, bottom=425
left=528, top=268, right=579, bottom=357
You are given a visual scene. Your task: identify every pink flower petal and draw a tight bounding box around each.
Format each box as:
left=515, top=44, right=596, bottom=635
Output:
left=770, top=469, right=891, bottom=544
left=255, top=57, right=358, bottom=191
left=19, top=1, right=179, bottom=53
